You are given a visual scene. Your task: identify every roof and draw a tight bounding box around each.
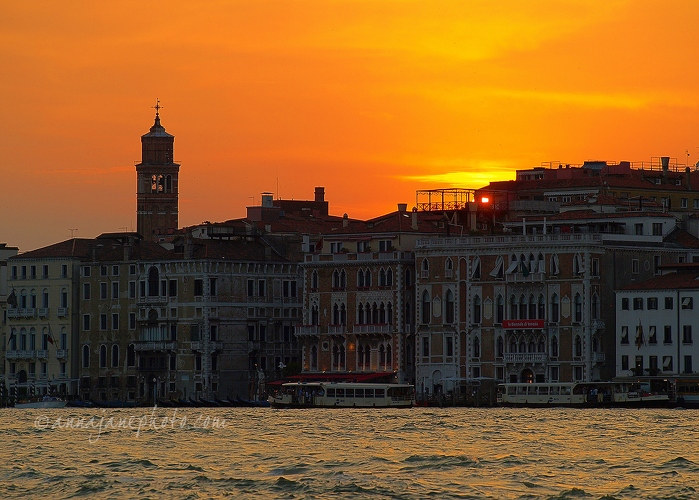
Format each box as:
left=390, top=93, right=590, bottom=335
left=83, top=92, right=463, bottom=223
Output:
left=619, top=272, right=699, bottom=291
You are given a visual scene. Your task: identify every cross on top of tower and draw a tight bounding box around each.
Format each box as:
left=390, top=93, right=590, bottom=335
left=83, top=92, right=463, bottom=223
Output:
left=152, top=99, right=163, bottom=117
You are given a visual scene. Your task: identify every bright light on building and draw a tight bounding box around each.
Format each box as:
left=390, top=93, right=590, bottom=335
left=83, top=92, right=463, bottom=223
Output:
left=481, top=196, right=490, bottom=204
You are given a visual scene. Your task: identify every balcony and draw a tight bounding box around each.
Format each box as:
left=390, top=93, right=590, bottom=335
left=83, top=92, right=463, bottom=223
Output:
left=328, top=325, right=346, bottom=335
left=5, top=350, right=35, bottom=360
left=56, top=349, right=68, bottom=358
left=296, top=325, right=320, bottom=336
left=7, top=309, right=19, bottom=319
left=36, top=350, right=49, bottom=359
left=137, top=296, right=168, bottom=306
left=503, top=353, right=548, bottom=364
left=505, top=272, right=544, bottom=283
left=591, top=352, right=605, bottom=363
left=353, top=324, right=392, bottom=334
left=190, top=341, right=224, bottom=352
left=133, top=341, right=177, bottom=351
left=57, top=307, right=68, bottom=317
left=23, top=308, right=36, bottom=318
left=591, top=319, right=605, bottom=331
left=38, top=308, right=49, bottom=318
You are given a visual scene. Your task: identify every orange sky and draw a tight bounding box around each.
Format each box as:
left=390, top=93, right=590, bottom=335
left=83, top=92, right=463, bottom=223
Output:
left=2, top=1, right=699, bottom=252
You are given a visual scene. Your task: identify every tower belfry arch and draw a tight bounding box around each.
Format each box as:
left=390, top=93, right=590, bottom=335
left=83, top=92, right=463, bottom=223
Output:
left=135, top=100, right=180, bottom=241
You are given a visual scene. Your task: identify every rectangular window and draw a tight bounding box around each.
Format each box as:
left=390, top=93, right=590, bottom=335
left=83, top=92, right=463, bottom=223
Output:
left=100, top=265, right=107, bottom=276
left=621, top=298, right=629, bottom=310
left=140, top=281, right=146, bottom=297
left=129, top=313, right=136, bottom=330
left=664, top=325, right=672, bottom=344
left=621, top=326, right=629, bottom=344
left=11, top=266, right=17, bottom=279
left=683, top=325, right=692, bottom=344
left=112, top=281, right=119, bottom=299
left=549, top=366, right=558, bottom=382
left=100, top=313, right=107, bottom=331
left=446, top=337, right=454, bottom=357
left=633, top=298, right=643, bottom=310
left=681, top=198, right=688, bottom=208
left=694, top=199, right=699, bottom=209
left=258, top=280, right=266, bottom=297
left=621, top=355, right=629, bottom=371
left=632, top=259, right=639, bottom=274
left=210, top=278, right=217, bottom=296
left=83, top=283, right=91, bottom=300
left=379, top=240, right=392, bottom=252
left=42, top=264, right=49, bottom=278
left=61, top=264, right=67, bottom=278
left=591, top=258, right=599, bottom=277
left=100, top=282, right=108, bottom=300
left=248, top=325, right=255, bottom=341
left=83, top=266, right=91, bottom=277
left=169, top=280, right=177, bottom=297
left=422, top=336, right=430, bottom=357
left=652, top=223, right=662, bottom=236
left=684, top=356, right=693, bottom=374
left=21, top=265, right=26, bottom=279
left=112, top=313, right=119, bottom=330
left=129, top=281, right=136, bottom=299
left=634, top=224, right=643, bottom=236
left=653, top=255, right=661, bottom=275
left=30, top=265, right=36, bottom=279
left=112, top=265, right=119, bottom=276
left=194, top=279, right=204, bottom=296
left=663, top=356, right=673, bottom=372
left=574, top=366, right=583, bottom=381
left=83, top=314, right=91, bottom=331
left=665, top=297, right=674, bottom=309
left=647, top=297, right=658, bottom=310
left=190, top=325, right=200, bottom=341
left=161, top=280, right=167, bottom=297
left=648, top=326, right=657, bottom=344
left=681, top=297, right=693, bottom=310
left=247, top=279, right=254, bottom=297
left=129, top=264, right=136, bottom=275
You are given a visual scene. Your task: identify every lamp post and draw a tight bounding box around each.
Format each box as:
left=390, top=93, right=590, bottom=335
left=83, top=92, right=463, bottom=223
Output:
left=152, top=377, right=157, bottom=407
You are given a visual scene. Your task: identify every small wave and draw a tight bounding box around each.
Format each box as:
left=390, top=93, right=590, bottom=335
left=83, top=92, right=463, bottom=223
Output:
left=663, top=457, right=696, bottom=467
left=551, top=487, right=591, bottom=498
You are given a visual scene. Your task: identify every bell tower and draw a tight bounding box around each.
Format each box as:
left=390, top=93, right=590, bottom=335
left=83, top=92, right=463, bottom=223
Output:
left=136, top=100, right=180, bottom=240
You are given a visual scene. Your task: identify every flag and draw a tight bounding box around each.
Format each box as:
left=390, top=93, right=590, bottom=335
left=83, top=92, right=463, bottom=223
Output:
left=635, top=320, right=645, bottom=350
left=7, top=330, right=16, bottom=347
left=520, top=261, right=530, bottom=277
left=315, top=238, right=323, bottom=252
left=46, top=327, right=55, bottom=345
left=6, top=289, right=17, bottom=308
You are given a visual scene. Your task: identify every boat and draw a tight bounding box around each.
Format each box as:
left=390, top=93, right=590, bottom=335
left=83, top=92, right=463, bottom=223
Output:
left=496, top=381, right=670, bottom=408
left=268, top=382, right=415, bottom=408
left=14, top=396, right=68, bottom=409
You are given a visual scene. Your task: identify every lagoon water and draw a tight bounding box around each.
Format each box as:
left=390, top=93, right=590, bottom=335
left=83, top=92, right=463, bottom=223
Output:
left=1, top=407, right=698, bottom=499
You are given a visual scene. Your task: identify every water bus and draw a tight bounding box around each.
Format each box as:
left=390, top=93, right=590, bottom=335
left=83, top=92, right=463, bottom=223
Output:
left=496, top=381, right=670, bottom=408
left=14, top=396, right=68, bottom=409
left=268, top=382, right=415, bottom=408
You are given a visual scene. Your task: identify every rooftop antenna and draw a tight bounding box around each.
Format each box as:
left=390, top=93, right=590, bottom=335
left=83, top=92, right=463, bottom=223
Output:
left=68, top=228, right=78, bottom=238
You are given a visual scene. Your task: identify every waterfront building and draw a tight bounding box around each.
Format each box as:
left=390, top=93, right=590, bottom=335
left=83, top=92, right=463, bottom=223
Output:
left=413, top=209, right=698, bottom=397
left=297, top=205, right=445, bottom=385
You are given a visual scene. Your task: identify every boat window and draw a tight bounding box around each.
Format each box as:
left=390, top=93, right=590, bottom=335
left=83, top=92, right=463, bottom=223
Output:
left=327, top=388, right=335, bottom=397
left=365, top=389, right=374, bottom=398
left=355, top=388, right=364, bottom=398
left=507, top=387, right=516, bottom=395
left=345, top=389, right=354, bottom=398
left=551, top=386, right=560, bottom=395
left=528, top=386, right=536, bottom=395
left=336, top=389, right=345, bottom=398
left=561, top=387, right=571, bottom=396
left=375, top=389, right=385, bottom=398
left=539, top=387, right=548, bottom=395
left=517, top=386, right=526, bottom=395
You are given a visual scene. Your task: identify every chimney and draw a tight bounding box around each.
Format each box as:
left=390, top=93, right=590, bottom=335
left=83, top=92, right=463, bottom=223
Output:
left=343, top=213, right=349, bottom=228
left=397, top=203, right=407, bottom=212
left=662, top=156, right=670, bottom=182
left=411, top=207, right=418, bottom=230
left=261, top=192, right=273, bottom=207
left=315, top=187, right=325, bottom=203
left=686, top=167, right=691, bottom=189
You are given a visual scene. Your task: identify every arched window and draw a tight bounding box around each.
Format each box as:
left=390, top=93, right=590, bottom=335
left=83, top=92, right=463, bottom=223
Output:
left=574, top=293, right=583, bottom=323
left=340, top=270, right=346, bottom=289
left=509, top=295, right=518, bottom=319
left=365, top=269, right=372, bottom=287
left=519, top=340, right=526, bottom=353
left=405, top=302, right=412, bottom=325
left=311, top=303, right=319, bottom=325
left=510, top=338, right=517, bottom=353
left=311, top=270, right=318, bottom=290
left=386, top=268, right=393, bottom=287
left=372, top=302, right=379, bottom=324
left=379, top=268, right=387, bottom=286
left=405, top=268, right=412, bottom=287
left=379, top=344, right=386, bottom=367
left=496, top=295, right=504, bottom=324
left=332, top=270, right=340, bottom=289
left=340, top=303, right=346, bottom=325
left=421, top=291, right=431, bottom=323
left=82, top=344, right=90, bottom=368
left=538, top=294, right=546, bottom=319
left=358, top=345, right=365, bottom=369
left=470, top=257, right=480, bottom=280
left=127, top=344, right=136, bottom=367
left=42, top=288, right=49, bottom=308
left=591, top=293, right=599, bottom=320
left=473, top=337, right=481, bottom=358
left=148, top=266, right=159, bottom=297
left=387, top=302, right=393, bottom=325
left=538, top=339, right=545, bottom=352
left=99, top=344, right=107, bottom=368
left=551, top=294, right=559, bottom=323
left=311, top=345, right=318, bottom=370
left=445, top=290, right=455, bottom=323
left=497, top=336, right=504, bottom=358
left=421, top=258, right=429, bottom=278
left=357, top=304, right=365, bottom=324
left=575, top=335, right=582, bottom=357
left=473, top=294, right=481, bottom=324
left=29, top=328, right=36, bottom=350
left=386, top=344, right=392, bottom=369
left=357, top=269, right=365, bottom=288
left=379, top=303, right=386, bottom=324
left=528, top=294, right=536, bottom=319
left=332, top=304, right=340, bottom=325
left=111, top=345, right=120, bottom=368
left=551, top=336, right=559, bottom=357
left=30, top=289, right=37, bottom=309
left=519, top=294, right=527, bottom=319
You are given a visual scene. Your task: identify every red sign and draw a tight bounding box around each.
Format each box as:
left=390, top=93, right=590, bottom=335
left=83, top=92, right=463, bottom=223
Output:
left=502, top=319, right=545, bottom=329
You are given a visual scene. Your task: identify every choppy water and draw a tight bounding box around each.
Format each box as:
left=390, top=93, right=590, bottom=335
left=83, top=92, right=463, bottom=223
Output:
left=0, top=407, right=698, bottom=499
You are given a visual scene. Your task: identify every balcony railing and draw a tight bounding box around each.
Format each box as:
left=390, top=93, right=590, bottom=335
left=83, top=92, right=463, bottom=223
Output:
left=591, top=352, right=605, bottom=363
left=5, top=350, right=35, bottom=360
left=296, top=325, right=320, bottom=336
left=23, top=308, right=36, bottom=318
left=57, top=307, right=68, bottom=317
left=133, top=341, right=177, bottom=351
left=36, top=350, right=49, bottom=359
left=591, top=319, right=605, bottom=331
left=38, top=308, right=49, bottom=318
left=328, top=325, right=346, bottom=334
left=7, top=309, right=19, bottom=318
left=353, top=324, right=392, bottom=334
left=190, top=341, right=224, bottom=352
left=503, top=353, right=548, bottom=363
